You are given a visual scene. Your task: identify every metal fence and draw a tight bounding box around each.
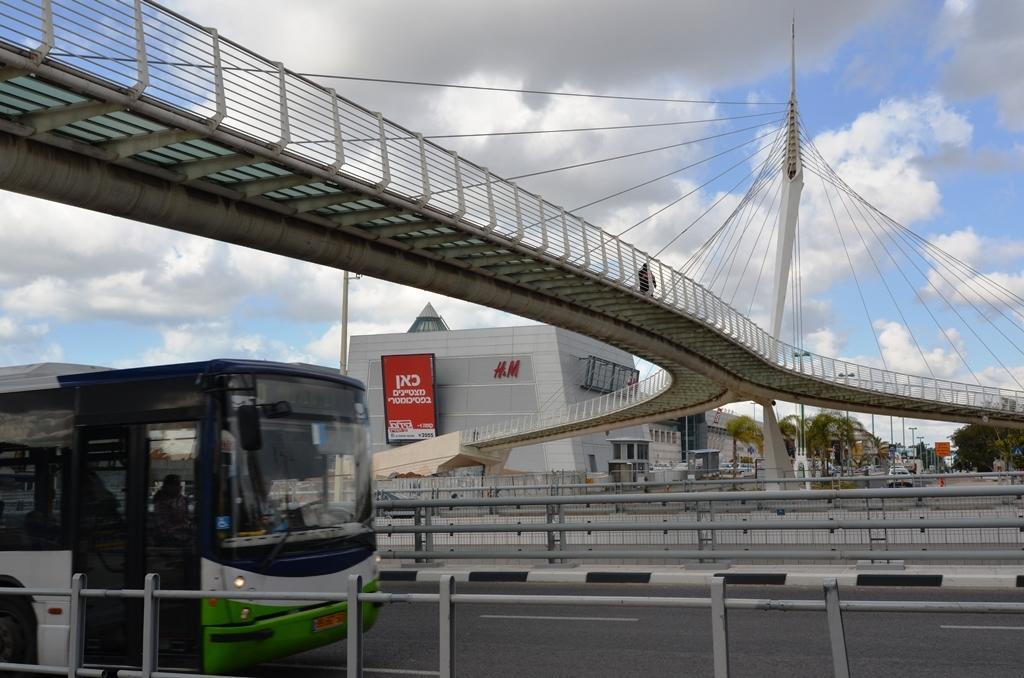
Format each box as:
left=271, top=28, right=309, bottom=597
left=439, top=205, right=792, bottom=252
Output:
left=376, top=471, right=1024, bottom=497
left=4, top=574, right=1024, bottom=678
left=2, top=0, right=1024, bottom=420
left=375, top=484, right=1024, bottom=564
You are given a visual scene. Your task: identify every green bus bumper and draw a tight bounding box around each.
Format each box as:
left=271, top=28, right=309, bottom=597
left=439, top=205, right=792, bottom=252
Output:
left=202, top=579, right=381, bottom=674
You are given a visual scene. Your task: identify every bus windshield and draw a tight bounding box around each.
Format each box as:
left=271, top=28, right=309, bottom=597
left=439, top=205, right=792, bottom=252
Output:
left=217, top=375, right=372, bottom=551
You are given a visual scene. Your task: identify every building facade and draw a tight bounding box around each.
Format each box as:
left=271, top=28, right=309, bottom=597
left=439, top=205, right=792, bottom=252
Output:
left=347, top=305, right=643, bottom=473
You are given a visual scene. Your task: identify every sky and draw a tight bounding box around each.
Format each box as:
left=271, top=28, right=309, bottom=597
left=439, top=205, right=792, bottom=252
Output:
left=1, top=0, right=1023, bottom=449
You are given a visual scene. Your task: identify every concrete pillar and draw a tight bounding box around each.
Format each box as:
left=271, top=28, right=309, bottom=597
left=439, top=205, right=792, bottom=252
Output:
left=760, top=400, right=792, bottom=482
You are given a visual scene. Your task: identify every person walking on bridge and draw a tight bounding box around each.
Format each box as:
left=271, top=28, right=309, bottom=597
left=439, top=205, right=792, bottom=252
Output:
left=638, top=263, right=656, bottom=295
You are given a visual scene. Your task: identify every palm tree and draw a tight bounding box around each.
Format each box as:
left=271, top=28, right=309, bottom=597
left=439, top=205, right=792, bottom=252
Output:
left=725, top=415, right=763, bottom=476
left=778, top=414, right=803, bottom=457
left=804, top=411, right=858, bottom=476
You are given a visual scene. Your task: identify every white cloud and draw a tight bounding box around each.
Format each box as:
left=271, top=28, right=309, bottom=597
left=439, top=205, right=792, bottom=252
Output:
left=121, top=321, right=313, bottom=368
left=810, top=95, right=971, bottom=225
left=928, top=227, right=1024, bottom=269
left=934, top=1, right=1024, bottom=131
left=806, top=327, right=843, bottom=357
left=874, top=320, right=964, bottom=378
left=0, top=315, right=62, bottom=364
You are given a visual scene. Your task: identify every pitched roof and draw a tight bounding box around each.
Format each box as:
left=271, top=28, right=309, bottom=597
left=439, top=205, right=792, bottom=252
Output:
left=407, top=302, right=451, bottom=333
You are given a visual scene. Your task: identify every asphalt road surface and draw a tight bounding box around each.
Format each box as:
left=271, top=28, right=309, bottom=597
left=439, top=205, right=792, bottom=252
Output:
left=249, top=581, right=1024, bottom=677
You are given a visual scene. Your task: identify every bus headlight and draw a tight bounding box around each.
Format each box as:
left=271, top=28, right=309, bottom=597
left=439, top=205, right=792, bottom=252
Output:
left=240, top=607, right=251, bottom=620
left=233, top=575, right=246, bottom=589
left=374, top=554, right=382, bottom=564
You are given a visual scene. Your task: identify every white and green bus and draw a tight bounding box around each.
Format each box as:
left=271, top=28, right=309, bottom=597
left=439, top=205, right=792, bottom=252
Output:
left=0, top=359, right=379, bottom=674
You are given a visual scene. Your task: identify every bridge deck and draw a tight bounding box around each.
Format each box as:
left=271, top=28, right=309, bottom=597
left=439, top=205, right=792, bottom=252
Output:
left=1, top=0, right=1022, bottom=450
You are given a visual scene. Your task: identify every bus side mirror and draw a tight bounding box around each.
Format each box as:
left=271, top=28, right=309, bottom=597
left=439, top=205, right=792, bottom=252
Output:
left=237, top=405, right=262, bottom=451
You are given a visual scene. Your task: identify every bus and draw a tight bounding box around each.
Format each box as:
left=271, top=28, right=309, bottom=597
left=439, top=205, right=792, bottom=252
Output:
left=0, top=359, right=379, bottom=674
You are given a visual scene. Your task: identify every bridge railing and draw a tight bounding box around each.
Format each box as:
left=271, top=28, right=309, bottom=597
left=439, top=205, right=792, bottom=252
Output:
left=460, top=369, right=671, bottom=446
left=2, top=574, right=1023, bottom=678
left=375, top=484, right=1024, bottom=564
left=3, top=1, right=1023, bottom=417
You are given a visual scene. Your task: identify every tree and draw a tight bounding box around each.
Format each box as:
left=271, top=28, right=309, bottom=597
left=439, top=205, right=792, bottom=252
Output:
left=804, top=411, right=859, bottom=476
left=778, top=414, right=804, bottom=458
left=950, top=424, right=1024, bottom=471
left=724, top=415, right=763, bottom=476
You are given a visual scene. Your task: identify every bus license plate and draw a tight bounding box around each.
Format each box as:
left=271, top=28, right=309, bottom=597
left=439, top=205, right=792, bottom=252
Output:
left=312, top=611, right=346, bottom=633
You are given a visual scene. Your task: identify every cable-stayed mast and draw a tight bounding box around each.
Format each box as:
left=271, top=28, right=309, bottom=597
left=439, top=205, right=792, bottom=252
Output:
left=761, top=19, right=804, bottom=484
left=769, top=18, right=805, bottom=341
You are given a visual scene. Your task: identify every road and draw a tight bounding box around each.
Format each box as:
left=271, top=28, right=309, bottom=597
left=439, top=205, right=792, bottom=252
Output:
left=248, top=581, right=1024, bottom=677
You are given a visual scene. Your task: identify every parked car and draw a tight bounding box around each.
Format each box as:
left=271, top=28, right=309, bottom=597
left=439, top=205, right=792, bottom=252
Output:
left=887, top=465, right=914, bottom=488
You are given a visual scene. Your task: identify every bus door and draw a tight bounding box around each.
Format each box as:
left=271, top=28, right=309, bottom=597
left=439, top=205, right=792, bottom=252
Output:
left=74, top=422, right=200, bottom=669
left=75, top=425, right=138, bottom=665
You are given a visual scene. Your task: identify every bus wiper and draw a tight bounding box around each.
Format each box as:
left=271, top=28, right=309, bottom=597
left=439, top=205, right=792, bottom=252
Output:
left=258, top=526, right=292, bottom=572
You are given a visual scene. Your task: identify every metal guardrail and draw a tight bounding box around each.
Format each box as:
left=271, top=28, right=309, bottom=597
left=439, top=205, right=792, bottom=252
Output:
left=2, top=1, right=1024, bottom=421
left=377, top=471, right=1024, bottom=497
left=376, top=484, right=1024, bottom=563
left=4, top=574, right=1024, bottom=678
left=460, top=369, right=671, bottom=446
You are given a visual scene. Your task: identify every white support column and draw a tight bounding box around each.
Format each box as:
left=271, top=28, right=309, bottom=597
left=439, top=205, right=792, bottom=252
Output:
left=760, top=399, right=792, bottom=482
left=768, top=20, right=804, bottom=343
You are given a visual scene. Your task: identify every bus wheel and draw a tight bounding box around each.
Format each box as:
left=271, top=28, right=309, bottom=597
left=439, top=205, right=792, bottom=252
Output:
left=0, top=598, right=36, bottom=669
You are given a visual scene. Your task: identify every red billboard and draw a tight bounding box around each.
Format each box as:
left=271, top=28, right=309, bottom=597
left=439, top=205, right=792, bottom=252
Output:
left=381, top=353, right=438, bottom=442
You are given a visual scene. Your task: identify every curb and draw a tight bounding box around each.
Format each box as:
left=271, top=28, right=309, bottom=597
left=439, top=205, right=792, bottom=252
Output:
left=381, top=568, right=1024, bottom=589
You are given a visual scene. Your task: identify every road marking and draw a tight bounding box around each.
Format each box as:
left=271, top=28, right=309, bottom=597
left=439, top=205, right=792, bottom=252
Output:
left=266, top=662, right=438, bottom=675
left=940, top=625, right=1024, bottom=631
left=480, top=614, right=639, bottom=622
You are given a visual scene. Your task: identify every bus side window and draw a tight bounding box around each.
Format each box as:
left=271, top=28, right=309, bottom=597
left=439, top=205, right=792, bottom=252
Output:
left=147, top=423, right=198, bottom=550
left=0, top=448, right=67, bottom=550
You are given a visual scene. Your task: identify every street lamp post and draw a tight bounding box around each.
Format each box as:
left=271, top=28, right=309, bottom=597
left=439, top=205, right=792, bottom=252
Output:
left=793, top=351, right=811, bottom=475
left=908, top=426, right=917, bottom=467
left=339, top=271, right=361, bottom=376
left=340, top=271, right=350, bottom=376
left=838, top=372, right=856, bottom=476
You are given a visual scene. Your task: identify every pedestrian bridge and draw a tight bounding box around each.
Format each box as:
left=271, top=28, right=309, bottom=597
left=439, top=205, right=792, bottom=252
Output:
left=1, top=0, right=1022, bottom=474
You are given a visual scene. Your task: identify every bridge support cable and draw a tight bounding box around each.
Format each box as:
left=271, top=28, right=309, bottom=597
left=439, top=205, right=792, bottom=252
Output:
left=707, top=167, right=785, bottom=299
left=617, top=131, right=784, bottom=240
left=654, top=154, right=779, bottom=263
left=726, top=172, right=786, bottom=308
left=812, top=152, right=893, bottom=372
left=799, top=128, right=1024, bottom=390
left=789, top=213, right=805, bottom=352
left=800, top=131, right=1024, bottom=364
left=696, top=171, right=782, bottom=299
left=679, top=129, right=787, bottom=275
left=574, top=124, right=784, bottom=215
left=687, top=160, right=782, bottom=288
left=503, top=119, right=784, bottom=184
left=650, top=137, right=787, bottom=258
left=288, top=109, right=789, bottom=144
left=826, top=155, right=971, bottom=382
left=500, top=123, right=786, bottom=247
left=694, top=140, right=788, bottom=292
left=838, top=177, right=1024, bottom=390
